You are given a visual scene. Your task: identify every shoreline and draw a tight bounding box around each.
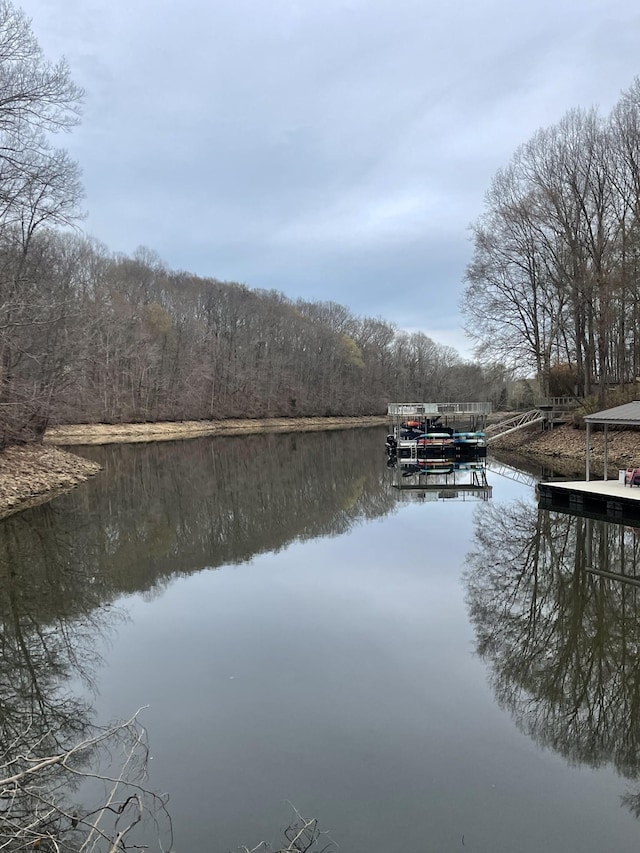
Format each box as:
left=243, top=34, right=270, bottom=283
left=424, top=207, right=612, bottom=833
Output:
left=490, top=422, right=640, bottom=471
left=0, top=416, right=387, bottom=520
left=3, top=415, right=640, bottom=522
left=0, top=445, right=103, bottom=520
left=43, top=415, right=388, bottom=445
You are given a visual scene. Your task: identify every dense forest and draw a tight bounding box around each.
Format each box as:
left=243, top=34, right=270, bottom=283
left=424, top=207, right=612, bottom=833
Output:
left=0, top=2, right=508, bottom=448
left=4, top=235, right=503, bottom=439
left=10, top=1, right=640, bottom=448
left=463, top=77, right=640, bottom=403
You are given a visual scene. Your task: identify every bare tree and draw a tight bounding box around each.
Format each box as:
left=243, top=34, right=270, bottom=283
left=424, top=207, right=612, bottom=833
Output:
left=463, top=85, right=640, bottom=402
left=237, top=806, right=336, bottom=853
left=0, top=1, right=83, bottom=444
left=0, top=710, right=173, bottom=853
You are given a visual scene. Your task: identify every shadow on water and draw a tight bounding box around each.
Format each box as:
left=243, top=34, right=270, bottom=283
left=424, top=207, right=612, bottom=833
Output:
left=465, top=500, right=640, bottom=816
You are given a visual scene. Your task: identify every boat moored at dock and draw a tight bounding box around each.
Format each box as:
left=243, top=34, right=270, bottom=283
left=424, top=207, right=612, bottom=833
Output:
left=387, top=428, right=486, bottom=462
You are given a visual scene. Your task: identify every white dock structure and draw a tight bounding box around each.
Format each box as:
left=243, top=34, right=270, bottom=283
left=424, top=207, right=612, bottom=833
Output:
left=538, top=478, right=640, bottom=523
left=388, top=402, right=492, bottom=427
left=387, top=403, right=493, bottom=430
left=386, top=402, right=493, bottom=499
left=538, top=401, right=640, bottom=522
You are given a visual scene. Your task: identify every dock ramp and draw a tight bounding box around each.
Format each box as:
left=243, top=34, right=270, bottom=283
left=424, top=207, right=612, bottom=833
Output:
left=485, top=409, right=545, bottom=444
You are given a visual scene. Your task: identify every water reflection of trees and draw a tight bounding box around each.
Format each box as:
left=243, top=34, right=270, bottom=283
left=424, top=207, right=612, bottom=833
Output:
left=1, top=426, right=393, bottom=736
left=0, top=501, right=140, bottom=848
left=0, top=427, right=392, bottom=846
left=63, top=427, right=395, bottom=597
left=0, top=506, right=115, bottom=746
left=1, top=426, right=394, bottom=740
left=465, top=501, right=640, bottom=808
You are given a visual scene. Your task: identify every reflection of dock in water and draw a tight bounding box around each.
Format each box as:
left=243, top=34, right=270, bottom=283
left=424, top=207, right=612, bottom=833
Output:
left=486, top=460, right=539, bottom=488
left=579, top=515, right=640, bottom=588
left=385, top=402, right=492, bottom=502
left=390, top=462, right=492, bottom=502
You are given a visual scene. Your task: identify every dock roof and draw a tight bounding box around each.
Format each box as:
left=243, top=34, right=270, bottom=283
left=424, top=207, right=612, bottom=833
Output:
left=582, top=400, right=640, bottom=481
left=583, top=401, right=640, bottom=426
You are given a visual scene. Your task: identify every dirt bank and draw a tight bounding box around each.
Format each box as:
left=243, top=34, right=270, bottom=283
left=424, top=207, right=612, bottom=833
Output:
left=0, top=445, right=102, bottom=520
left=44, top=415, right=387, bottom=445
left=5, top=415, right=639, bottom=522
left=491, top=421, right=640, bottom=470
left=0, top=416, right=387, bottom=520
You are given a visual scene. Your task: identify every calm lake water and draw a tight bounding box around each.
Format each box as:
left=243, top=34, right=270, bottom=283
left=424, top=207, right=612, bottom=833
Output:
left=3, top=427, right=640, bottom=852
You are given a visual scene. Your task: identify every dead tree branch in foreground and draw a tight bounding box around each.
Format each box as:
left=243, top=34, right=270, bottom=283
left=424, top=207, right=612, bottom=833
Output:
left=2, top=706, right=332, bottom=853
left=0, top=708, right=173, bottom=852
left=236, top=805, right=336, bottom=853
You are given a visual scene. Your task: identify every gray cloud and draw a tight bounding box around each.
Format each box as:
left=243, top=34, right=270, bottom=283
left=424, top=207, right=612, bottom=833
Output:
left=20, top=0, right=640, bottom=357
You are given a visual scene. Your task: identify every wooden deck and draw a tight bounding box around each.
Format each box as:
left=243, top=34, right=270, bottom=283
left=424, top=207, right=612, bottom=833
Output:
left=538, top=477, right=640, bottom=523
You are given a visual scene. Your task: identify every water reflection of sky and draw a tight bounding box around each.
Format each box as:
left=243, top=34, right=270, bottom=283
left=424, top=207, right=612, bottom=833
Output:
left=87, top=463, right=640, bottom=853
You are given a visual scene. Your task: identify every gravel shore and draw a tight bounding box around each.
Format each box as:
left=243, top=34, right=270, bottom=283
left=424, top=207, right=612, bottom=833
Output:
left=0, top=416, right=387, bottom=519
left=3, top=416, right=639, bottom=521
left=43, top=415, right=387, bottom=445
left=491, top=421, right=640, bottom=469
left=0, top=445, right=102, bottom=519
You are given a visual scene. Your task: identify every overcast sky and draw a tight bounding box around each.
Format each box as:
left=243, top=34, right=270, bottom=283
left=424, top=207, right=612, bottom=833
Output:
left=19, top=0, right=640, bottom=357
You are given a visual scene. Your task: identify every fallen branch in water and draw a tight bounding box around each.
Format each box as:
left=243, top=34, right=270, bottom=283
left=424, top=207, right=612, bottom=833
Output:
left=0, top=708, right=173, bottom=852
left=236, top=805, right=336, bottom=853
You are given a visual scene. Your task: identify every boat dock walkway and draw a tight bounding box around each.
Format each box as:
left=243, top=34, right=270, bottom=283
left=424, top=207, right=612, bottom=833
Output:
left=538, top=478, right=640, bottom=522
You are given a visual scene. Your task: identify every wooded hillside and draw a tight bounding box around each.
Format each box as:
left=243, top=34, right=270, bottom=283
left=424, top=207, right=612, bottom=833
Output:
left=0, top=234, right=505, bottom=445
left=0, top=1, right=505, bottom=448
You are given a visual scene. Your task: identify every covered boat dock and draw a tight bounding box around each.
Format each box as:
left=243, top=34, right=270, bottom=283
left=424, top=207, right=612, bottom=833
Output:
left=387, top=401, right=492, bottom=430
left=538, top=401, right=640, bottom=521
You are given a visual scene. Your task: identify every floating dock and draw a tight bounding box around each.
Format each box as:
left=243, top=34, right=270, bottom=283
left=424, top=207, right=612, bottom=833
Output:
left=538, top=478, right=640, bottom=523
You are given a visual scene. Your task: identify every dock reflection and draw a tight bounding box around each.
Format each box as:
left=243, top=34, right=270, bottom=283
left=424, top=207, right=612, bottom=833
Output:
left=387, top=458, right=492, bottom=502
